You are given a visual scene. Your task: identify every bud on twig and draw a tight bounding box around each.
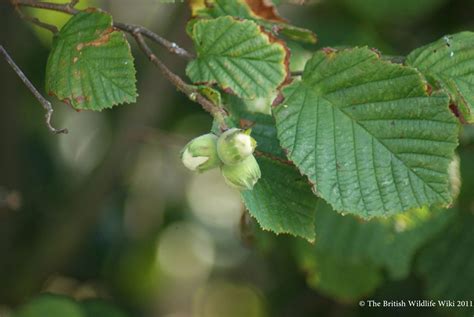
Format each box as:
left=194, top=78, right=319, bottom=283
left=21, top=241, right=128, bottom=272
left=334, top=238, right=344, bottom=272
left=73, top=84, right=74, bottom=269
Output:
left=221, top=155, right=261, bottom=190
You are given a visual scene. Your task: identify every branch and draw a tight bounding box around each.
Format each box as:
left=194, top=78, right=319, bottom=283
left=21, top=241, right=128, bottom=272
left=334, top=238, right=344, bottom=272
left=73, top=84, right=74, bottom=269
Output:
left=114, top=23, right=194, bottom=60
left=13, top=6, right=59, bottom=33
left=131, top=31, right=228, bottom=130
left=11, top=0, right=80, bottom=14
left=11, top=0, right=228, bottom=130
left=0, top=45, right=68, bottom=134
left=13, top=0, right=194, bottom=59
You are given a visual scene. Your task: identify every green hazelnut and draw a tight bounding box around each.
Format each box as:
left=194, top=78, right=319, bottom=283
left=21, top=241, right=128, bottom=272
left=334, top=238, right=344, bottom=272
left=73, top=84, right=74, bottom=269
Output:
left=221, top=155, right=261, bottom=190
left=217, top=128, right=257, bottom=165
left=181, top=133, right=220, bottom=173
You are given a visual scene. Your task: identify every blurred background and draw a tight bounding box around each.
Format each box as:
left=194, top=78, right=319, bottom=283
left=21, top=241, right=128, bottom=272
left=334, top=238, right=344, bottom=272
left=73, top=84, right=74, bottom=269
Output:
left=1, top=0, right=474, bottom=316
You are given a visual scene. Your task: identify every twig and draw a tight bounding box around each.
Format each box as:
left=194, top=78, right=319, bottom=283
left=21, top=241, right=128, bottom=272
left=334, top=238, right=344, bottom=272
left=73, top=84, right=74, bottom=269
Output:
left=114, top=23, right=194, bottom=60
left=14, top=6, right=58, bottom=33
left=11, top=0, right=226, bottom=129
left=131, top=31, right=228, bottom=130
left=13, top=0, right=194, bottom=59
left=11, top=0, right=80, bottom=14
left=0, top=45, right=68, bottom=134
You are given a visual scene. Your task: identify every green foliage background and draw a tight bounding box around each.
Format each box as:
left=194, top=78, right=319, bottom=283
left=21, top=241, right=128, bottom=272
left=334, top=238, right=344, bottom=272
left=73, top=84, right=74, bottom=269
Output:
left=1, top=0, right=474, bottom=316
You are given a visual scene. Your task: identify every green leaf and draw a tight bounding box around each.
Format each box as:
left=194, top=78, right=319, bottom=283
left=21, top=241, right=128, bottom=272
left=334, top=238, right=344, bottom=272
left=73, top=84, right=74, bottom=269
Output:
left=186, top=16, right=289, bottom=99
left=190, top=0, right=317, bottom=44
left=14, top=294, right=84, bottom=317
left=46, top=10, right=137, bottom=111
left=197, top=85, right=222, bottom=106
left=274, top=47, right=459, bottom=217
left=294, top=202, right=452, bottom=301
left=417, top=211, right=474, bottom=317
left=406, top=32, right=474, bottom=123
left=276, top=25, right=318, bottom=46
left=241, top=157, right=318, bottom=242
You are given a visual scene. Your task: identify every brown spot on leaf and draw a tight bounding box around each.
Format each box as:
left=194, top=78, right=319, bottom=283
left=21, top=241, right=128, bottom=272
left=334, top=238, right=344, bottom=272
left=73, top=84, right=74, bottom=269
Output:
left=449, top=103, right=468, bottom=124
left=61, top=97, right=71, bottom=106
left=257, top=25, right=292, bottom=91
left=74, top=95, right=87, bottom=104
left=449, top=104, right=460, bottom=117
left=62, top=97, right=80, bottom=111
left=370, top=47, right=382, bottom=57
left=76, top=27, right=115, bottom=51
left=271, top=92, right=284, bottom=107
left=56, top=96, right=79, bottom=111
left=223, top=86, right=236, bottom=95
left=72, top=56, right=79, bottom=64
left=451, top=84, right=471, bottom=124
left=245, top=0, right=287, bottom=23
left=239, top=119, right=255, bottom=129
left=425, top=83, right=433, bottom=96
left=322, top=47, right=337, bottom=58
